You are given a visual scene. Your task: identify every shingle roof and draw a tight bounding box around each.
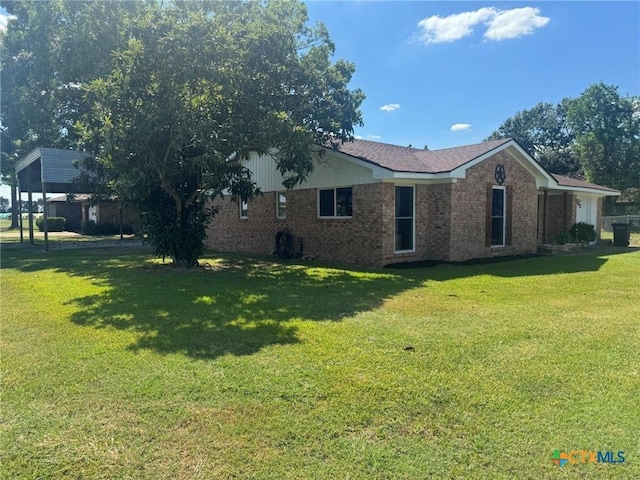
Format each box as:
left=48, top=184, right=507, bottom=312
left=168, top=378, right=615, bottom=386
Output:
left=336, top=138, right=513, bottom=173
left=551, top=174, right=619, bottom=193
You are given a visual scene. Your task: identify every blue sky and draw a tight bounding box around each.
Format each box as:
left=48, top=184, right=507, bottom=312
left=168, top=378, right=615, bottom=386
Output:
left=306, top=1, right=640, bottom=149
left=1, top=1, right=639, bottom=199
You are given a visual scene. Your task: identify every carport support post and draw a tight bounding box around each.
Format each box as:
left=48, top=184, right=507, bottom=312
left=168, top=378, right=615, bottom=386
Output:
left=42, top=184, right=49, bottom=252
left=27, top=166, right=34, bottom=245
left=17, top=178, right=24, bottom=243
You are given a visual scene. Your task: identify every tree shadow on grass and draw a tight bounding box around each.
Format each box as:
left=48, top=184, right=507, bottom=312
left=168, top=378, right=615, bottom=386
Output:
left=2, top=246, right=637, bottom=360
left=2, top=250, right=416, bottom=359
left=387, top=246, right=639, bottom=279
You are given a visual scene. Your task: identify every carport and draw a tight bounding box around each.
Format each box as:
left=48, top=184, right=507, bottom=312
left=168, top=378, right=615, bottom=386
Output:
left=15, top=147, right=89, bottom=251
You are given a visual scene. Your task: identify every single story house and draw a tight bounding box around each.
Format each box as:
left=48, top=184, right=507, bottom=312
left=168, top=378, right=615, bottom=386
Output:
left=46, top=194, right=137, bottom=232
left=206, top=138, right=619, bottom=266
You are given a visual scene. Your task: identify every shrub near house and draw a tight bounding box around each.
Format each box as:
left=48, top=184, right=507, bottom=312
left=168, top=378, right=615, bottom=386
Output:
left=36, top=216, right=66, bottom=232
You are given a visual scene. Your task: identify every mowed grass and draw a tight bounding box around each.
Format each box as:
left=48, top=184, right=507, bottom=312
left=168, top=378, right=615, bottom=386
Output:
left=1, top=244, right=639, bottom=479
left=0, top=218, right=138, bottom=246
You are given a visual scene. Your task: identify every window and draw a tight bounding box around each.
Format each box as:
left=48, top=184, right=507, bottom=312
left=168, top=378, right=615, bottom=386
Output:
left=240, top=200, right=248, bottom=219
left=491, top=187, right=505, bottom=246
left=395, top=186, right=414, bottom=252
left=318, top=187, right=352, bottom=217
left=276, top=192, right=287, bottom=219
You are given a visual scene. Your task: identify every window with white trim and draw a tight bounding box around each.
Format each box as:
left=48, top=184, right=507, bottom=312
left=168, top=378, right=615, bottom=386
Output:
left=491, top=187, right=505, bottom=246
left=276, top=192, right=287, bottom=219
left=318, top=187, right=352, bottom=217
left=395, top=186, right=414, bottom=252
left=240, top=200, right=248, bottom=219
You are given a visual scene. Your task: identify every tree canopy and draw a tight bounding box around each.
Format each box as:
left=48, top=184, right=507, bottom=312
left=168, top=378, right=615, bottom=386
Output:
left=1, top=0, right=144, bottom=226
left=485, top=100, right=579, bottom=176
left=2, top=0, right=364, bottom=264
left=487, top=83, right=640, bottom=201
left=566, top=83, right=640, bottom=193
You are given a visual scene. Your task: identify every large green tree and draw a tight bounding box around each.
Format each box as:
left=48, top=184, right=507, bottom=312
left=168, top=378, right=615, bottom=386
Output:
left=566, top=83, right=640, bottom=193
left=0, top=0, right=143, bottom=227
left=485, top=99, right=580, bottom=176
left=75, top=1, right=364, bottom=265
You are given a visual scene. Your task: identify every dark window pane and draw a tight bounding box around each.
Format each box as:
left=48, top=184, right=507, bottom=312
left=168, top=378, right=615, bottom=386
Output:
left=492, top=217, right=504, bottom=245
left=395, top=186, right=413, bottom=217
left=492, top=189, right=504, bottom=217
left=336, top=187, right=352, bottom=216
left=319, top=189, right=334, bottom=217
left=395, top=218, right=413, bottom=250
left=278, top=193, right=286, bottom=218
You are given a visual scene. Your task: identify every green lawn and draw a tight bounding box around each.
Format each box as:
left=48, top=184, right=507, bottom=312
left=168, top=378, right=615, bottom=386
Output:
left=1, top=244, right=639, bottom=479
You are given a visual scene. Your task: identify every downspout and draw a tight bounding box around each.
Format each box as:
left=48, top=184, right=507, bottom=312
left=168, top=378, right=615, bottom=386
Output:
left=563, top=192, right=568, bottom=232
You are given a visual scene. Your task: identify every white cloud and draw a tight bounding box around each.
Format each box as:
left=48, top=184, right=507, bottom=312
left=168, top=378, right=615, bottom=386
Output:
left=484, top=7, right=550, bottom=41
left=418, top=8, right=495, bottom=44
left=380, top=103, right=400, bottom=112
left=418, top=6, right=549, bottom=44
left=354, top=135, right=364, bottom=140
left=450, top=123, right=472, bottom=132
left=0, top=12, right=16, bottom=31
left=367, top=134, right=382, bottom=140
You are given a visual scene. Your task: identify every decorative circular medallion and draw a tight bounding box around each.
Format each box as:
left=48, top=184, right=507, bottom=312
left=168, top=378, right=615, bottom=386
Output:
left=495, top=164, right=506, bottom=185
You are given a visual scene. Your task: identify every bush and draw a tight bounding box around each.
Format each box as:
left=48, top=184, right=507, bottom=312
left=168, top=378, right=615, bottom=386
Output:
left=35, top=216, right=66, bottom=232
left=570, top=222, right=597, bottom=243
left=554, top=231, right=572, bottom=245
left=81, top=220, right=134, bottom=235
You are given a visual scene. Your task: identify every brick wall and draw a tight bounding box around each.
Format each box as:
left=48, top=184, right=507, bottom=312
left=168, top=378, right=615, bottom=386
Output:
left=97, top=201, right=138, bottom=230
left=423, top=183, right=453, bottom=261
left=206, top=151, right=562, bottom=265
left=47, top=203, right=82, bottom=231
left=542, top=193, right=576, bottom=243
left=207, top=183, right=386, bottom=265
left=447, top=151, right=538, bottom=261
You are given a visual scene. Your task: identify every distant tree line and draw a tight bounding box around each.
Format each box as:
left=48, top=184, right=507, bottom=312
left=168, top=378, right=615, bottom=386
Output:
left=486, top=83, right=640, bottom=210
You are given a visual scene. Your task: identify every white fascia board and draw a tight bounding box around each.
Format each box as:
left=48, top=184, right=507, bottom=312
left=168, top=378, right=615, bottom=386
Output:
left=389, top=171, right=456, bottom=181
left=546, top=185, right=621, bottom=197
left=384, top=177, right=457, bottom=186
left=15, top=147, right=43, bottom=173
left=448, top=139, right=556, bottom=188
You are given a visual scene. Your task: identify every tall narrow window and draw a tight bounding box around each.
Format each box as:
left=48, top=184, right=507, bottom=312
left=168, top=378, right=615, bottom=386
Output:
left=240, top=200, right=248, bottom=219
left=276, top=192, right=287, bottom=219
left=395, top=186, right=414, bottom=252
left=491, top=187, right=505, bottom=246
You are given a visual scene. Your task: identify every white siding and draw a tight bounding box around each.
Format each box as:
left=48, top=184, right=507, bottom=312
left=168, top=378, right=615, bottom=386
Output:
left=575, top=194, right=597, bottom=227
left=245, top=151, right=377, bottom=192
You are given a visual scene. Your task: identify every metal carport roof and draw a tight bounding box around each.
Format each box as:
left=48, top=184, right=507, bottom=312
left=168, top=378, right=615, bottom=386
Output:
left=15, top=147, right=90, bottom=193
left=15, top=147, right=91, bottom=250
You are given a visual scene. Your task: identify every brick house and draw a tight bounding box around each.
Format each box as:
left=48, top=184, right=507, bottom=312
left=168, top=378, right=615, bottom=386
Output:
left=46, top=194, right=137, bottom=232
left=206, top=138, right=619, bottom=266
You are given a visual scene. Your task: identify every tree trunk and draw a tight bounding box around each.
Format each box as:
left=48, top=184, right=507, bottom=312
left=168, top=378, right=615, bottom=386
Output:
left=10, top=180, right=19, bottom=229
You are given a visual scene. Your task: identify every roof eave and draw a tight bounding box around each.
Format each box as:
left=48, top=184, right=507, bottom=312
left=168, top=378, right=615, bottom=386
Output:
left=546, top=185, right=621, bottom=196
